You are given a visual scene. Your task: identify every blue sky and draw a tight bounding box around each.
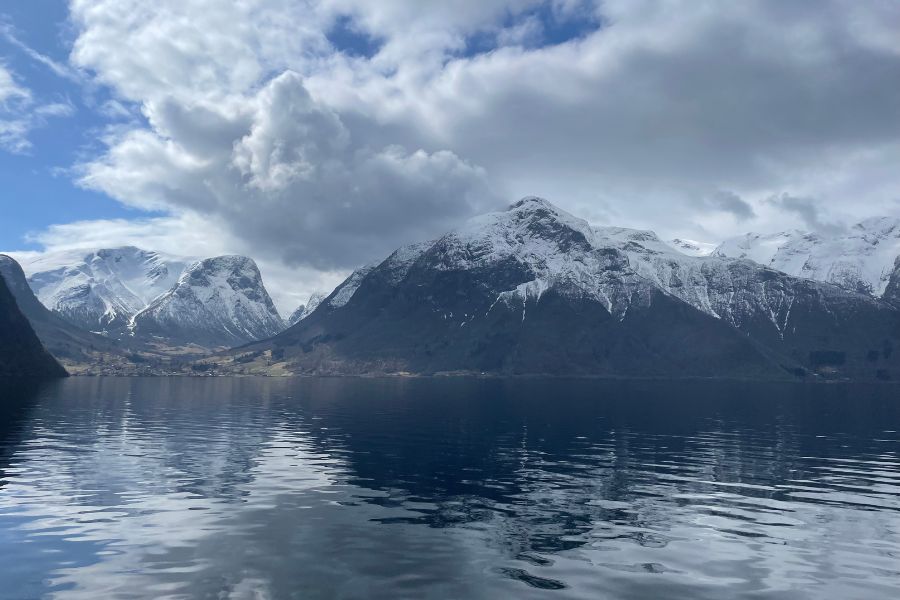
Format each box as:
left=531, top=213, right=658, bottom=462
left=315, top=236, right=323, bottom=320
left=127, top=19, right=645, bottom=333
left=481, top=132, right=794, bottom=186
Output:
left=2, top=1, right=899, bottom=311
left=0, top=1, right=146, bottom=251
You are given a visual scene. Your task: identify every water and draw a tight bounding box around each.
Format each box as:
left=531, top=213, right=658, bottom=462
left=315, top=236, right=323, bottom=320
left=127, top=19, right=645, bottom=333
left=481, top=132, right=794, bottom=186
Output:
left=0, top=378, right=898, bottom=599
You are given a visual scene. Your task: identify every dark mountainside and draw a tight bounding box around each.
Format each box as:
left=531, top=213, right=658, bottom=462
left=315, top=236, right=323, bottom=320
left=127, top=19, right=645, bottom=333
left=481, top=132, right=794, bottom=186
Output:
left=0, top=269, right=66, bottom=378
left=0, top=254, right=126, bottom=366
left=217, top=198, right=900, bottom=380
left=882, top=256, right=900, bottom=309
left=0, top=254, right=189, bottom=375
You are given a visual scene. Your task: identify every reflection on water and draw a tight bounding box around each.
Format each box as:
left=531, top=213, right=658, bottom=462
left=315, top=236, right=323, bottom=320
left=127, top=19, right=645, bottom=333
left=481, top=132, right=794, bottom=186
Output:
left=0, top=377, right=898, bottom=599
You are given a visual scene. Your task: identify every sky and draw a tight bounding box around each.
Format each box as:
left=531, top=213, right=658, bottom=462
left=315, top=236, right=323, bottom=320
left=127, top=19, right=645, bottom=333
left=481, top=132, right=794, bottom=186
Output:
left=2, top=0, right=900, bottom=314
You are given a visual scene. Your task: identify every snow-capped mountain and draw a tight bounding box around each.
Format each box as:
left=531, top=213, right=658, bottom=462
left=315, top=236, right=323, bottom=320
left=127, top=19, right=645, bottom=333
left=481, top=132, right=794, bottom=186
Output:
left=231, top=197, right=900, bottom=380
left=131, top=256, right=284, bottom=347
left=287, top=291, right=328, bottom=326
left=12, top=246, right=287, bottom=349
left=714, top=217, right=900, bottom=297
left=20, top=247, right=192, bottom=332
left=668, top=238, right=716, bottom=257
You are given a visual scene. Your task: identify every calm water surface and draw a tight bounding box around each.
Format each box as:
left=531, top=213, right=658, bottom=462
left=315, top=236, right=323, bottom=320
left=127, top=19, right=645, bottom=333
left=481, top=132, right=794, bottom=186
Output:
left=0, top=377, right=898, bottom=599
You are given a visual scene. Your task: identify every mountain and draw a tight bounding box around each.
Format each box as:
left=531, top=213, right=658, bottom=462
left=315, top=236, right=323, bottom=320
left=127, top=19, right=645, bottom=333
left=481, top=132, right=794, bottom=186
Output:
left=668, top=238, right=716, bottom=257
left=13, top=247, right=287, bottom=350
left=714, top=217, right=900, bottom=298
left=0, top=254, right=135, bottom=369
left=0, top=266, right=66, bottom=378
left=883, top=257, right=900, bottom=308
left=219, top=197, right=900, bottom=380
left=287, top=291, right=328, bottom=326
left=21, top=247, right=192, bottom=333
left=131, top=256, right=285, bottom=347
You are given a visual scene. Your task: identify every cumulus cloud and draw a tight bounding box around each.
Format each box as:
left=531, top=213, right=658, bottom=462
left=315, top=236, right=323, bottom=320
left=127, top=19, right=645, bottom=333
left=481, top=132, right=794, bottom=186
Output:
left=26, top=0, right=896, bottom=299
left=304, top=0, right=900, bottom=236
left=77, top=69, right=495, bottom=269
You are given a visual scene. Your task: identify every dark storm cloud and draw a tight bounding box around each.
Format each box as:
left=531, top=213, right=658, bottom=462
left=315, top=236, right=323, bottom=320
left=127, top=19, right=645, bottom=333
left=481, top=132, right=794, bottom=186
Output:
left=703, top=191, right=755, bottom=221
left=768, top=194, right=846, bottom=235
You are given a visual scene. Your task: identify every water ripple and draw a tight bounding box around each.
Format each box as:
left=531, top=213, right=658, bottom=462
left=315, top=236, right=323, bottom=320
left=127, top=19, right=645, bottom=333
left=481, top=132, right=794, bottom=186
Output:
left=0, top=377, right=897, bottom=599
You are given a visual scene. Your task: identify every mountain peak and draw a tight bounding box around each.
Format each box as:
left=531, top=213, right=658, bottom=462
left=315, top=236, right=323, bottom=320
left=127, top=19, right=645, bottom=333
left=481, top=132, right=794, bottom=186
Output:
left=287, top=291, right=328, bottom=326
left=13, top=247, right=284, bottom=348
left=0, top=254, right=37, bottom=304
left=507, top=196, right=556, bottom=212
left=233, top=197, right=900, bottom=381
left=133, top=254, right=283, bottom=346
left=504, top=196, right=582, bottom=224
left=93, top=246, right=145, bottom=257
left=191, top=255, right=259, bottom=272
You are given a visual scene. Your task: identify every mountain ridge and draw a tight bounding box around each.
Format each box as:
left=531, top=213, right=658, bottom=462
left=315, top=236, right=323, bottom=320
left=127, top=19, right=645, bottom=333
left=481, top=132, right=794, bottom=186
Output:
left=131, top=255, right=285, bottom=347
left=214, top=197, right=900, bottom=380
left=714, top=217, right=900, bottom=298
left=287, top=291, right=328, bottom=326
left=11, top=247, right=285, bottom=349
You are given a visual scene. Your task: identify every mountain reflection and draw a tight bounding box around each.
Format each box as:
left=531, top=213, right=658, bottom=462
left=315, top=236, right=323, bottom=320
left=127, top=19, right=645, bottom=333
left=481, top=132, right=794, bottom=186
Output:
left=0, top=377, right=897, bottom=599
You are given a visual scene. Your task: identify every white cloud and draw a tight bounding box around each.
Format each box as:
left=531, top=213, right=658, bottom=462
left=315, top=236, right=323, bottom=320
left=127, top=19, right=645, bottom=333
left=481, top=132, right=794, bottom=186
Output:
left=0, top=62, right=35, bottom=152
left=69, top=0, right=332, bottom=103
left=0, top=62, right=75, bottom=153
left=0, top=63, right=31, bottom=105
left=40, top=0, right=900, bottom=299
left=311, top=1, right=900, bottom=232
left=75, top=66, right=497, bottom=270
left=0, top=22, right=81, bottom=83
left=20, top=213, right=229, bottom=257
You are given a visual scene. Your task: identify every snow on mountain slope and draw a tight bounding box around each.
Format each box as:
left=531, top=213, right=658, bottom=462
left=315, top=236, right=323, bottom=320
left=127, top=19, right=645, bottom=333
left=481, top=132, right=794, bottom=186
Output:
left=287, top=291, right=328, bottom=326
left=245, top=196, right=899, bottom=379
left=131, top=256, right=285, bottom=346
left=11, top=246, right=289, bottom=349
left=713, top=231, right=801, bottom=266
left=327, top=263, right=378, bottom=309
left=668, top=238, right=716, bottom=257
left=19, top=247, right=192, bottom=332
left=714, top=217, right=900, bottom=297
left=316, top=197, right=883, bottom=336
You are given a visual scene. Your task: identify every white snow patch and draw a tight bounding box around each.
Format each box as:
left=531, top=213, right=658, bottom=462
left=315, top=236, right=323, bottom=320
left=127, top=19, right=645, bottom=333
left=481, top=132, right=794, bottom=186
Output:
left=715, top=217, right=900, bottom=297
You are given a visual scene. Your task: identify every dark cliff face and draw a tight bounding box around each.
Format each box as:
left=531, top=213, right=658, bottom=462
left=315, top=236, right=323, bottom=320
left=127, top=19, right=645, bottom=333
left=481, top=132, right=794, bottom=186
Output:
left=0, top=255, right=123, bottom=366
left=241, top=199, right=900, bottom=380
left=882, top=257, right=900, bottom=309
left=0, top=269, right=67, bottom=378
